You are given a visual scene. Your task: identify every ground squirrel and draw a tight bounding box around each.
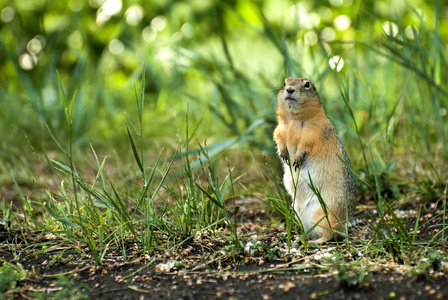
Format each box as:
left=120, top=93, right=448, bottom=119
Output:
left=273, top=77, right=356, bottom=244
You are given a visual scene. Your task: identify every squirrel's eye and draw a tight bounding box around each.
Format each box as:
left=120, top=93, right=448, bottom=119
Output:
left=304, top=82, right=310, bottom=88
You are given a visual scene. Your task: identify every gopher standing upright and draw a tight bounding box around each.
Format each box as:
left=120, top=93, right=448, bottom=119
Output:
left=273, top=77, right=356, bottom=244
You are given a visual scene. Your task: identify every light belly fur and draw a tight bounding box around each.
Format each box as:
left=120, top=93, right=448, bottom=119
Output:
left=283, top=158, right=331, bottom=238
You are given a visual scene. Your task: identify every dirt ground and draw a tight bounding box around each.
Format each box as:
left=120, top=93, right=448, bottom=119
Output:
left=1, top=200, right=448, bottom=300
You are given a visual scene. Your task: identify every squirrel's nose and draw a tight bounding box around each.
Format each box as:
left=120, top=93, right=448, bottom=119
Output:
left=286, top=87, right=295, bottom=94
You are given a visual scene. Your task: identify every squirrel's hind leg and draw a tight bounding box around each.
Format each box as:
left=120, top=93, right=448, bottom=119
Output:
left=308, top=207, right=343, bottom=245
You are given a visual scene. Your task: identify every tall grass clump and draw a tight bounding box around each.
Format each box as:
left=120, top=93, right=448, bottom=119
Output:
left=32, top=66, right=244, bottom=263
left=40, top=74, right=157, bottom=264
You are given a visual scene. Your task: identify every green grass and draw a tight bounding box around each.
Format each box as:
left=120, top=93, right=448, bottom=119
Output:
left=1, top=0, right=447, bottom=294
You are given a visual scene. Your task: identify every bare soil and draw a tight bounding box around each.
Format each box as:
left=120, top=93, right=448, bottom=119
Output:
left=1, top=201, right=448, bottom=300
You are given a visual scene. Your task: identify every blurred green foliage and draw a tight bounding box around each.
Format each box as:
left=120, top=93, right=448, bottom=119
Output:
left=0, top=0, right=447, bottom=178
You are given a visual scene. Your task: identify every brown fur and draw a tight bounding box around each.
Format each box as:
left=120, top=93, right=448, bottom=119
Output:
left=273, top=77, right=356, bottom=244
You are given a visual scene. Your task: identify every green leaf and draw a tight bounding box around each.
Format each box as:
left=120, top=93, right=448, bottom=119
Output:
left=126, top=126, right=144, bottom=175
left=45, top=203, right=81, bottom=228
left=57, top=70, right=71, bottom=123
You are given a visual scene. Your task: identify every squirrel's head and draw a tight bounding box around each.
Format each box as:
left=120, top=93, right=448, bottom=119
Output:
left=277, top=77, right=320, bottom=112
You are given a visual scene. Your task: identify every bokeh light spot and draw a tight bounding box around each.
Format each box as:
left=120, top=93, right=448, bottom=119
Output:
left=96, top=0, right=122, bottom=26
left=102, top=0, right=122, bottom=16
left=318, top=6, right=332, bottom=22
left=181, top=23, right=194, bottom=39
left=333, top=15, right=351, bottom=31
left=67, top=30, right=84, bottom=50
left=96, top=12, right=110, bottom=26
left=151, top=16, right=167, bottom=32
left=125, top=5, right=144, bottom=26
left=321, top=27, right=336, bottom=41
left=109, top=39, right=124, bottom=55
left=405, top=26, right=416, bottom=40
left=27, top=38, right=43, bottom=54
left=19, top=53, right=37, bottom=70
left=289, top=4, right=320, bottom=29
left=329, top=55, right=344, bottom=72
left=1, top=6, right=15, bottom=23
left=304, top=31, right=318, bottom=46
left=142, top=26, right=157, bottom=42
left=329, top=0, right=343, bottom=7
left=382, top=21, right=399, bottom=37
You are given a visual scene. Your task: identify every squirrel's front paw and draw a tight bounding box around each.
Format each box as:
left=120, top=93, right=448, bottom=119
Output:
left=280, top=151, right=288, bottom=164
left=292, top=152, right=308, bottom=171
